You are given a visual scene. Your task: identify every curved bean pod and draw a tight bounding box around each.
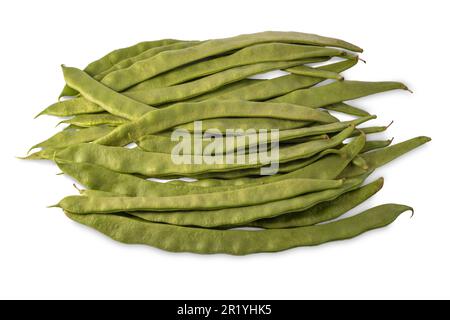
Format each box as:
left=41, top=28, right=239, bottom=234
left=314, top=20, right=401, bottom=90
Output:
left=62, top=66, right=154, bottom=120
left=250, top=177, right=384, bottom=228
left=57, top=162, right=269, bottom=197
left=101, top=31, right=362, bottom=91
left=66, top=203, right=409, bottom=255
left=95, top=99, right=338, bottom=146
left=188, top=148, right=343, bottom=180
left=124, top=60, right=314, bottom=105
left=184, top=79, right=262, bottom=102
left=138, top=116, right=374, bottom=154
left=29, top=126, right=113, bottom=152
left=173, top=117, right=307, bottom=133
left=213, top=57, right=358, bottom=101
left=95, top=41, right=201, bottom=80
left=340, top=136, right=431, bottom=178
left=129, top=173, right=367, bottom=227
left=270, top=80, right=409, bottom=107
left=285, top=65, right=343, bottom=80
left=59, top=39, right=184, bottom=98
left=360, top=139, right=394, bottom=153
left=323, top=102, right=370, bottom=117
left=52, top=125, right=354, bottom=177
left=59, top=113, right=128, bottom=127
left=164, top=132, right=366, bottom=188
left=57, top=178, right=344, bottom=213
left=127, top=43, right=348, bottom=91
left=36, top=98, right=104, bottom=118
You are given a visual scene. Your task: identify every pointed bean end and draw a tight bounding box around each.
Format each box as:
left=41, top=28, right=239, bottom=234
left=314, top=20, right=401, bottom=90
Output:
left=409, top=207, right=415, bottom=218
left=56, top=120, right=66, bottom=128
left=27, top=145, right=39, bottom=154
left=17, top=152, right=42, bottom=160
left=34, top=111, right=46, bottom=119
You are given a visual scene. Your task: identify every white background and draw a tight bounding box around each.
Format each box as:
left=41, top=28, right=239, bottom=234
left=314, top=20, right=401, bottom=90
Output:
left=1, top=0, right=449, bottom=300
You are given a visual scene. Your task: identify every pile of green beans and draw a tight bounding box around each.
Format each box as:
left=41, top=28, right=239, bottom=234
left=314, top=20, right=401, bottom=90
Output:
left=24, top=31, right=430, bottom=255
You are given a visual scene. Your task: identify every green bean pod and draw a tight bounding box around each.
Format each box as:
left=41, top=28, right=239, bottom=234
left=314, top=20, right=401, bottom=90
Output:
left=100, top=31, right=362, bottom=91
left=124, top=60, right=316, bottom=105
left=62, top=66, right=154, bottom=120
left=36, top=98, right=104, bottom=118
left=137, top=116, right=374, bottom=154
left=340, top=136, right=431, bottom=178
left=65, top=204, right=410, bottom=255
left=95, top=41, right=201, bottom=80
left=214, top=57, right=358, bottom=101
left=88, top=174, right=366, bottom=227
left=59, top=113, right=128, bottom=127
left=323, top=102, right=370, bottom=117
left=95, top=99, right=338, bottom=146
left=59, top=39, right=185, bottom=98
left=285, top=65, right=343, bottom=80
left=127, top=43, right=349, bottom=92
left=57, top=178, right=344, bottom=213
left=29, top=126, right=113, bottom=152
left=270, top=80, right=409, bottom=107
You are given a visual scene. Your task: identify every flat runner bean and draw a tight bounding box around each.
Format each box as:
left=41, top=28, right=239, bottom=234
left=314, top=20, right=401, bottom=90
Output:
left=65, top=203, right=410, bottom=255
left=95, top=99, right=338, bottom=146
left=100, top=31, right=362, bottom=91
left=250, top=177, right=384, bottom=228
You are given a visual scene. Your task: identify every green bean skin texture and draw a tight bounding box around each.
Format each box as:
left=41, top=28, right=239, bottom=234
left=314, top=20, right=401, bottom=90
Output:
left=135, top=57, right=330, bottom=94
left=127, top=43, right=349, bottom=92
left=65, top=204, right=409, bottom=255
left=51, top=125, right=354, bottom=178
left=137, top=116, right=374, bottom=154
left=173, top=117, right=308, bottom=133
left=95, top=99, right=338, bottom=147
left=270, top=80, right=409, bottom=107
left=250, top=177, right=384, bottom=229
left=80, top=189, right=117, bottom=197
left=56, top=42, right=201, bottom=116
left=59, top=113, right=128, bottom=127
left=82, top=39, right=183, bottom=77
left=130, top=172, right=368, bottom=227
left=285, top=65, right=343, bottom=80
left=95, top=41, right=201, bottom=80
left=61, top=66, right=154, bottom=120
left=100, top=31, right=362, bottom=91
left=57, top=162, right=266, bottom=197
left=165, top=133, right=366, bottom=189
left=36, top=98, right=104, bottom=118
left=349, top=126, right=389, bottom=138
left=185, top=79, right=262, bottom=102
left=59, top=39, right=184, bottom=97
left=29, top=126, right=113, bottom=152
left=360, top=139, right=394, bottom=154
left=188, top=148, right=343, bottom=180
left=124, top=60, right=311, bottom=105
left=57, top=178, right=344, bottom=214
left=340, top=136, right=431, bottom=178
left=286, top=132, right=366, bottom=180
left=324, top=102, right=370, bottom=117
left=215, top=57, right=358, bottom=101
